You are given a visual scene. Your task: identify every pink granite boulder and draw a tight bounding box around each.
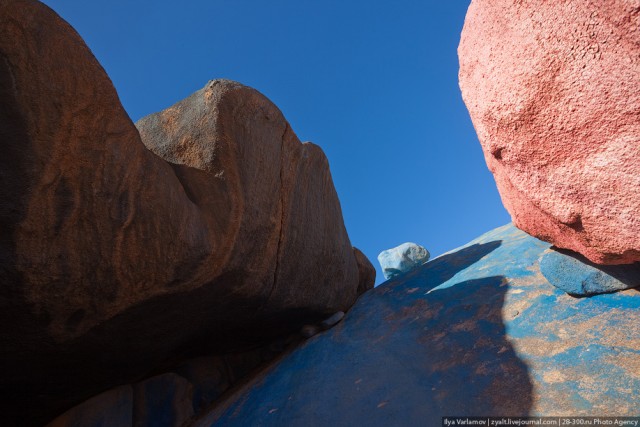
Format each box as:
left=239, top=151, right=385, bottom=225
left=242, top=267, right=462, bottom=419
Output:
left=458, top=0, right=640, bottom=265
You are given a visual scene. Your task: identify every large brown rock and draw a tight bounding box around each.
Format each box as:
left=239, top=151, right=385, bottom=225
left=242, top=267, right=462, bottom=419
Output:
left=353, top=247, right=376, bottom=295
left=459, top=0, right=640, bottom=265
left=0, top=0, right=372, bottom=424
left=135, top=78, right=364, bottom=318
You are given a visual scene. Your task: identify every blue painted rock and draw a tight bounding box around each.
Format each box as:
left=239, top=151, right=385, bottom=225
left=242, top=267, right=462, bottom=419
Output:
left=195, top=224, right=640, bottom=426
left=378, top=242, right=430, bottom=279
left=540, top=248, right=640, bottom=297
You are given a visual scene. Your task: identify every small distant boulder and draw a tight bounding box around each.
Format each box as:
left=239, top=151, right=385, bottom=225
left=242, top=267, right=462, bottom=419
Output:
left=378, top=243, right=430, bottom=280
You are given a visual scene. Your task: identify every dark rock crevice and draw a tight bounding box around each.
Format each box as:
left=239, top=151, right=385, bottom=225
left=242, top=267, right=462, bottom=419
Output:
left=263, top=122, right=290, bottom=312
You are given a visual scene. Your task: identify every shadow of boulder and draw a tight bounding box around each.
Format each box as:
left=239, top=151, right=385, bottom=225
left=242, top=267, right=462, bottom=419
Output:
left=540, top=247, right=640, bottom=297
left=196, top=237, right=535, bottom=426
left=196, top=224, right=640, bottom=425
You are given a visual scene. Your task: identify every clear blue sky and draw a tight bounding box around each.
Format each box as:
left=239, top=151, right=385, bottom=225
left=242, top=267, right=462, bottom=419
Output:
left=41, top=0, right=510, bottom=285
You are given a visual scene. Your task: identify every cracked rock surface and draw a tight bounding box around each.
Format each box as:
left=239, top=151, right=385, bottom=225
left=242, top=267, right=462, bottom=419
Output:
left=0, top=1, right=373, bottom=425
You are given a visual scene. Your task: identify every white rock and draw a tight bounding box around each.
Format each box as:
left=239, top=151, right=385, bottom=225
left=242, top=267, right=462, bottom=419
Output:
left=377, top=243, right=430, bottom=280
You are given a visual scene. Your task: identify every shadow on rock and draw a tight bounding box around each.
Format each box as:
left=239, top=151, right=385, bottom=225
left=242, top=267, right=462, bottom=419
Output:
left=203, top=240, right=534, bottom=426
left=379, top=240, right=503, bottom=291
left=554, top=247, right=640, bottom=286
left=540, top=247, right=640, bottom=297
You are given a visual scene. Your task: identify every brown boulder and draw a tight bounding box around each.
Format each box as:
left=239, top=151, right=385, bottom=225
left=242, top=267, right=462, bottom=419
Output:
left=353, top=247, right=376, bottom=295
left=0, top=0, right=371, bottom=424
left=136, top=79, right=363, bottom=318
left=458, top=0, right=640, bottom=264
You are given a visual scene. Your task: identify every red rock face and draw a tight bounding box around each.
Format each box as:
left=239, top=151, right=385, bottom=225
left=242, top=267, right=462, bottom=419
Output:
left=459, top=0, right=640, bottom=264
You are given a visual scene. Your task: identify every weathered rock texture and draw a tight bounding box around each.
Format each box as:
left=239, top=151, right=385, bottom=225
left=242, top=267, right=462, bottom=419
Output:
left=135, top=79, right=371, bottom=318
left=194, top=225, right=640, bottom=426
left=353, top=247, right=376, bottom=295
left=540, top=248, right=640, bottom=296
left=459, top=0, right=640, bottom=265
left=0, top=1, right=372, bottom=424
left=377, top=242, right=430, bottom=280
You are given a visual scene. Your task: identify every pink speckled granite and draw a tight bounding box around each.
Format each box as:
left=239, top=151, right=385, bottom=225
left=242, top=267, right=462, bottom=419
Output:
left=459, top=0, right=640, bottom=265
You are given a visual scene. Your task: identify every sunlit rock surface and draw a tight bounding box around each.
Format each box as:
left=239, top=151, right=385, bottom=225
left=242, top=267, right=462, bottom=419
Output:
left=378, top=242, right=430, bottom=280
left=459, top=0, right=640, bottom=265
left=0, top=1, right=372, bottom=424
left=195, top=224, right=640, bottom=426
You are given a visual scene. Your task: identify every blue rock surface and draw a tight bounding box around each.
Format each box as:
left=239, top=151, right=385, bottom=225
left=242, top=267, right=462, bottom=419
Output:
left=194, top=224, right=640, bottom=427
left=378, top=242, right=430, bottom=279
left=540, top=247, right=640, bottom=296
